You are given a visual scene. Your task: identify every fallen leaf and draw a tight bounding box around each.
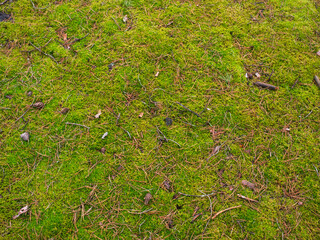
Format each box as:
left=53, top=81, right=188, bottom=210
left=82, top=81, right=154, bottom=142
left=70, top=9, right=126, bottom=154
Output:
left=27, top=91, right=33, bottom=97
left=139, top=112, right=144, bottom=118
left=155, top=71, right=159, bottom=77
left=317, top=50, right=320, bottom=56
left=95, top=109, right=102, bottom=118
left=5, top=95, right=13, bottom=99
left=162, top=180, right=172, bottom=191
left=255, top=72, right=261, bottom=78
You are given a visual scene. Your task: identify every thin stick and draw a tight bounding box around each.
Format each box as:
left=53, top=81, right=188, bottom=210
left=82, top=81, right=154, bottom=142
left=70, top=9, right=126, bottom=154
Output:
left=70, top=33, right=89, bottom=45
left=211, top=205, right=241, bottom=220
left=178, top=191, right=215, bottom=198
left=22, top=38, right=53, bottom=53
left=65, top=122, right=90, bottom=130
left=128, top=208, right=153, bottom=215
left=176, top=102, right=201, bottom=117
left=156, top=126, right=181, bottom=147
left=29, top=42, right=59, bottom=64
left=253, top=82, right=278, bottom=90
left=16, top=97, right=36, bottom=122
left=112, top=17, right=121, bottom=29
left=0, top=0, right=9, bottom=6
left=30, top=0, right=49, bottom=10
left=237, top=194, right=259, bottom=203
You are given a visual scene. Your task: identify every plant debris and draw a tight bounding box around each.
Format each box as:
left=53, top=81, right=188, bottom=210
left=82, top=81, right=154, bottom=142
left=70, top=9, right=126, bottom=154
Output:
left=26, top=91, right=33, bottom=97
left=20, top=132, right=30, bottom=141
left=100, top=147, right=106, bottom=154
left=108, top=63, right=114, bottom=71
left=253, top=81, right=278, bottom=90
left=162, top=180, right=172, bottom=192
left=144, top=193, right=152, bottom=205
left=95, top=109, right=102, bottom=118
left=31, top=102, right=45, bottom=109
left=0, top=12, right=10, bottom=22
left=164, top=117, right=173, bottom=126
left=123, top=15, right=128, bottom=23
left=138, top=112, right=144, bottom=118
left=5, top=95, right=12, bottom=99
left=241, top=180, right=256, bottom=190
left=313, top=75, right=320, bottom=89
left=246, top=73, right=253, bottom=79
left=60, top=107, right=70, bottom=114
left=12, top=205, right=29, bottom=219
left=101, top=132, right=108, bottom=139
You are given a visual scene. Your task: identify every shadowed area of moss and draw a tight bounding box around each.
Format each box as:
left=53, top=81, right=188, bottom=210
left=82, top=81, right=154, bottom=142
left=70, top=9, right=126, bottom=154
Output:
left=0, top=0, right=319, bottom=239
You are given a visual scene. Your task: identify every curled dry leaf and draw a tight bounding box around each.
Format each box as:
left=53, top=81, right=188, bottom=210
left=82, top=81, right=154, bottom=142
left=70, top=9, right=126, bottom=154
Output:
left=241, top=180, right=255, bottom=190
left=138, top=112, right=144, bottom=118
left=20, top=132, right=30, bottom=141
left=31, top=102, right=44, bottom=109
left=95, top=109, right=102, bottom=119
left=13, top=205, right=29, bottom=219
left=144, top=193, right=152, bottom=205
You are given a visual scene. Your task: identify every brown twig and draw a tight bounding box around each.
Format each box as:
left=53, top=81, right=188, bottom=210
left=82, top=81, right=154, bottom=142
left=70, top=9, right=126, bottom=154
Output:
left=0, top=0, right=10, bottom=6
left=253, top=81, right=278, bottom=90
left=211, top=205, right=241, bottom=220
left=112, top=17, right=121, bottom=29
left=237, top=194, right=259, bottom=203
left=29, top=42, right=59, bottom=64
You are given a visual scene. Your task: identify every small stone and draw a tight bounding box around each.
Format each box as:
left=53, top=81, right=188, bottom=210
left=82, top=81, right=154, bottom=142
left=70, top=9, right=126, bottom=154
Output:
left=144, top=193, right=152, bottom=205
left=31, top=102, right=44, bottom=109
left=20, top=132, right=30, bottom=141
left=27, top=91, right=33, bottom=97
left=164, top=117, right=173, bottom=126
left=60, top=108, right=70, bottom=114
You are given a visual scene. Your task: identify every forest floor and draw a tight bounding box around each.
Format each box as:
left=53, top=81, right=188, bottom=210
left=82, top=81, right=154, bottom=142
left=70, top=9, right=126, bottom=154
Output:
left=1, top=0, right=320, bottom=239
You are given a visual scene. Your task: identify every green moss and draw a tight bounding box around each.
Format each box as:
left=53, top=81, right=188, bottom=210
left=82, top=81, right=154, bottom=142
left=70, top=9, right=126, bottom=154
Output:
left=0, top=0, right=319, bottom=239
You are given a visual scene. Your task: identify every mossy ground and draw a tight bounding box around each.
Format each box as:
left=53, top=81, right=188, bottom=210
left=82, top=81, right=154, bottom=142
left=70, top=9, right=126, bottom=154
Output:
left=1, top=0, right=320, bottom=239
